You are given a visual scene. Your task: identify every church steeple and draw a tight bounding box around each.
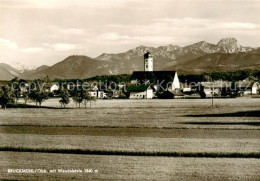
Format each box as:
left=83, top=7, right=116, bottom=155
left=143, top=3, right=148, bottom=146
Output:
left=144, top=52, right=153, bottom=71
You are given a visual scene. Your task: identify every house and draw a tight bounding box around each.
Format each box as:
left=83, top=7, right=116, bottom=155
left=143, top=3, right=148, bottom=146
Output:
left=236, top=81, right=258, bottom=95
left=128, top=84, right=154, bottom=99
left=43, top=84, right=60, bottom=96
left=50, top=84, right=59, bottom=93
left=181, top=81, right=192, bottom=93
left=198, top=80, right=259, bottom=96
left=199, top=81, right=231, bottom=97
left=89, top=85, right=106, bottom=99
left=89, top=91, right=106, bottom=98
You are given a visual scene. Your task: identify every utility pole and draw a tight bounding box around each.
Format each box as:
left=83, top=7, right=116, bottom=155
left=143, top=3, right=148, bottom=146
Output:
left=211, top=77, right=214, bottom=108
left=212, top=86, right=214, bottom=108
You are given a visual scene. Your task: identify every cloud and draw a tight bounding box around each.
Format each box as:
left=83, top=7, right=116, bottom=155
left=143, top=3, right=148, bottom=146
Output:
left=99, top=33, right=132, bottom=41
left=0, top=39, right=18, bottom=49
left=47, top=26, right=89, bottom=35
left=20, top=42, right=84, bottom=54
left=59, top=28, right=86, bottom=35
left=98, top=32, right=183, bottom=45
left=0, top=0, right=127, bottom=9
left=151, top=18, right=258, bottom=32
left=49, top=43, right=76, bottom=51
left=20, top=43, right=79, bottom=54
left=217, top=22, right=258, bottom=30
left=139, top=17, right=259, bottom=39
left=21, top=47, right=44, bottom=53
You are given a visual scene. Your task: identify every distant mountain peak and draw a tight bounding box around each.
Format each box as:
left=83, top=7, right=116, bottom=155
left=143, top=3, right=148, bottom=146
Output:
left=157, top=44, right=181, bottom=51
left=126, top=45, right=154, bottom=56
left=36, top=65, right=50, bottom=71
left=197, top=40, right=207, bottom=44
left=217, top=37, right=239, bottom=45
left=189, top=40, right=213, bottom=47
left=132, top=45, right=152, bottom=51
left=184, top=40, right=217, bottom=54
left=216, top=38, right=244, bottom=53
left=217, top=38, right=240, bottom=47
left=67, top=55, right=91, bottom=58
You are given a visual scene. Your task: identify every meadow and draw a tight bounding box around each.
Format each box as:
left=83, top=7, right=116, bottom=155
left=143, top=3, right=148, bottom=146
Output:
left=0, top=98, right=260, bottom=180
left=1, top=152, right=260, bottom=180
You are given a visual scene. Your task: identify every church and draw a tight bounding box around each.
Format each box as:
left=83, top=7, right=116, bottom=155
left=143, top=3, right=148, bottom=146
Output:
left=128, top=52, right=180, bottom=99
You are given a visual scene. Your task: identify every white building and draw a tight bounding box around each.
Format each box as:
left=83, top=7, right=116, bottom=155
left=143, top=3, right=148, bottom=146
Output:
left=183, top=88, right=191, bottom=92
left=50, top=84, right=59, bottom=93
left=90, top=85, right=106, bottom=98
left=128, top=84, right=153, bottom=99
left=236, top=81, right=259, bottom=95
left=252, top=82, right=259, bottom=94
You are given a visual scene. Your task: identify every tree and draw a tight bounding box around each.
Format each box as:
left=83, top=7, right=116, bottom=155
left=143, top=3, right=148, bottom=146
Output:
left=82, top=91, right=96, bottom=108
left=27, top=79, right=49, bottom=107
left=71, top=88, right=83, bottom=108
left=29, top=90, right=49, bottom=106
left=198, top=84, right=206, bottom=98
left=59, top=89, right=70, bottom=108
left=71, top=88, right=96, bottom=108
left=0, top=86, right=15, bottom=109
left=22, top=91, right=29, bottom=104
left=13, top=87, right=21, bottom=103
left=82, top=91, right=90, bottom=108
left=72, top=96, right=83, bottom=108
left=11, top=77, right=21, bottom=103
left=221, top=88, right=228, bottom=97
left=223, top=81, right=240, bottom=98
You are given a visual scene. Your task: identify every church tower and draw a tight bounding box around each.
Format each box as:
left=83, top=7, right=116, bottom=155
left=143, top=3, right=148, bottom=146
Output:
left=144, top=52, right=153, bottom=71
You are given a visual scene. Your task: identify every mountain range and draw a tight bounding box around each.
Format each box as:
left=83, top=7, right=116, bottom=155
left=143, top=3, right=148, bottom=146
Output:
left=0, top=63, right=21, bottom=80
left=0, top=38, right=259, bottom=80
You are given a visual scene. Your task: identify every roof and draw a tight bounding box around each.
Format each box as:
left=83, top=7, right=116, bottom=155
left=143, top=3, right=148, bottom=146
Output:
left=198, top=81, right=259, bottom=90
left=243, top=76, right=258, bottom=82
left=235, top=81, right=255, bottom=88
left=168, top=90, right=185, bottom=96
left=130, top=71, right=177, bottom=84
left=144, top=52, right=152, bottom=58
left=127, top=84, right=151, bottom=92
left=200, top=81, right=231, bottom=88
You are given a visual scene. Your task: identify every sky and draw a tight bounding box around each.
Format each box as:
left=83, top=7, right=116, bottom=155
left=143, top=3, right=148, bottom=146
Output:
left=0, top=0, right=260, bottom=69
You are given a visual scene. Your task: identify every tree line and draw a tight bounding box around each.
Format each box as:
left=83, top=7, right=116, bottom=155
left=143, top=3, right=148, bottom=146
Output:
left=0, top=77, right=96, bottom=109
left=179, top=69, right=260, bottom=84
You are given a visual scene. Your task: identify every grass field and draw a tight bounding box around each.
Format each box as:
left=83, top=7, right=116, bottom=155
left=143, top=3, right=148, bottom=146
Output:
left=0, top=98, right=260, bottom=180
left=1, top=152, right=260, bottom=180
left=2, top=98, right=260, bottom=129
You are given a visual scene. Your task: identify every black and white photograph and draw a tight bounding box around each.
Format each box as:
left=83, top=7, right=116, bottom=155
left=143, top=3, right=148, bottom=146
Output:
left=0, top=0, right=260, bottom=180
